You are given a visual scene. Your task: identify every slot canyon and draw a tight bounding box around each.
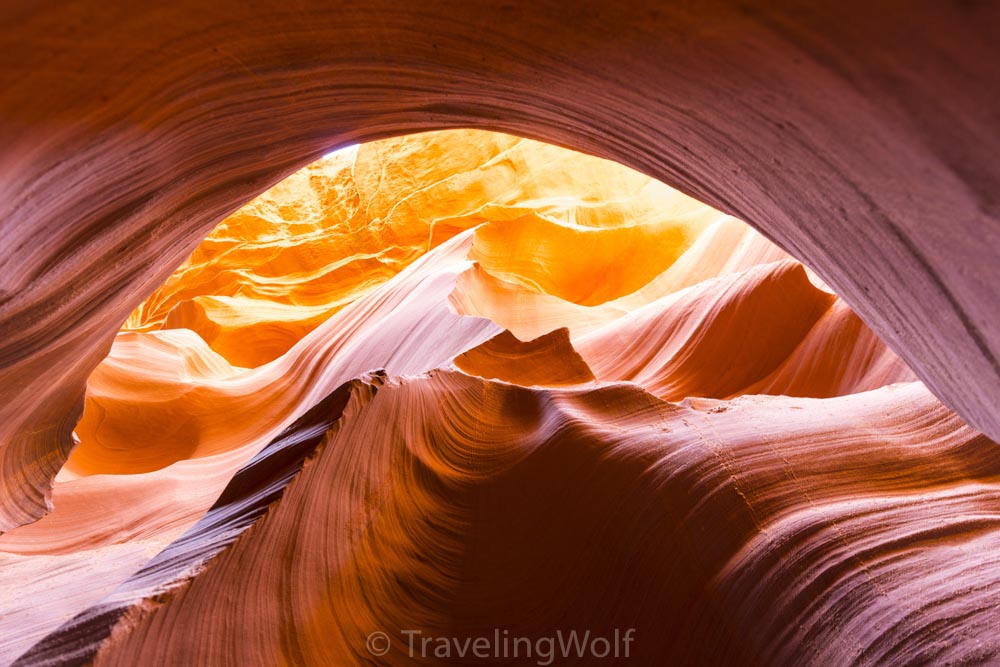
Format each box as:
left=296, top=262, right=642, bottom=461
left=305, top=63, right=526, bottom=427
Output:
left=1, top=3, right=999, bottom=666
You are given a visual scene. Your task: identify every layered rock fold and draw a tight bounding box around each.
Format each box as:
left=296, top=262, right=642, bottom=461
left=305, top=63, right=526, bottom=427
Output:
left=3, top=2, right=999, bottom=535
left=2, top=129, right=995, bottom=666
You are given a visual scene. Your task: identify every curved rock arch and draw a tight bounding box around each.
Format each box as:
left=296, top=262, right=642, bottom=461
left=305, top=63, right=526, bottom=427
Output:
left=1, top=0, right=998, bottom=529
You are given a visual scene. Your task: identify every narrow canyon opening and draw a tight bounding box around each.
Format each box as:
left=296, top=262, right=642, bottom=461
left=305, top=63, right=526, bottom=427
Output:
left=4, top=129, right=995, bottom=666
left=4, top=4, right=999, bottom=665
left=61, top=129, right=914, bottom=478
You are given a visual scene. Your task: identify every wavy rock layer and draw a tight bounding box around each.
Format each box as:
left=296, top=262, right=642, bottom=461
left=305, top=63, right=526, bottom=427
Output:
left=0, top=130, right=723, bottom=662
left=3, top=129, right=994, bottom=666
left=15, top=374, right=998, bottom=666
left=1, top=1, right=999, bottom=534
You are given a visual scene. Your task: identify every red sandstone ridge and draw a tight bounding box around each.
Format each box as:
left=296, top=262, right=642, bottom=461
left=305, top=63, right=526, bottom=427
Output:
left=0, top=3, right=998, bottom=663
left=1, top=2, right=999, bottom=533
left=0, top=129, right=994, bottom=665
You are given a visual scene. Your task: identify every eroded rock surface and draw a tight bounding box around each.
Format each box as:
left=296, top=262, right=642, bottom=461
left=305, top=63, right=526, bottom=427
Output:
left=1, top=2, right=999, bottom=535
left=2, top=130, right=996, bottom=665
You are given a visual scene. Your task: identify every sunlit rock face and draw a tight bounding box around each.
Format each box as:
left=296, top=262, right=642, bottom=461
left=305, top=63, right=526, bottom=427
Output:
left=4, top=129, right=995, bottom=665
left=3, top=3, right=999, bottom=553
